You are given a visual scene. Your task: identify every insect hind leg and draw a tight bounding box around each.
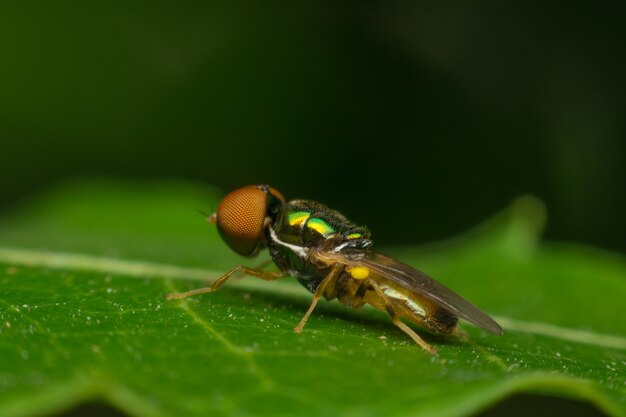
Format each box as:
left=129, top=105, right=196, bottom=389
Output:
left=385, top=306, right=437, bottom=354
left=369, top=281, right=437, bottom=354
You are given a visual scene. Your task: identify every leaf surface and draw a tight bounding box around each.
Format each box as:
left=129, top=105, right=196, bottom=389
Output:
left=0, top=179, right=624, bottom=417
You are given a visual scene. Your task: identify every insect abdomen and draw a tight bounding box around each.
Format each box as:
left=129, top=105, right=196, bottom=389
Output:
left=428, top=307, right=458, bottom=334
left=380, top=285, right=458, bottom=335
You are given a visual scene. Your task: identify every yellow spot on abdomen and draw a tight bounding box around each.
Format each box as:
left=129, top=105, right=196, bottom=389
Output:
left=347, top=266, right=369, bottom=280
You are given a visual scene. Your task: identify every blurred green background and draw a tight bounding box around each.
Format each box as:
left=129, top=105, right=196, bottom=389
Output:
left=0, top=1, right=624, bottom=252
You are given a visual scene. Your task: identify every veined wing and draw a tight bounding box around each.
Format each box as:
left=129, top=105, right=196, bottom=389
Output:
left=313, top=250, right=503, bottom=335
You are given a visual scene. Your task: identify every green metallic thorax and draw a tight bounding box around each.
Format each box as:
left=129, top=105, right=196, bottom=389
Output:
left=275, top=200, right=369, bottom=246
left=266, top=200, right=371, bottom=293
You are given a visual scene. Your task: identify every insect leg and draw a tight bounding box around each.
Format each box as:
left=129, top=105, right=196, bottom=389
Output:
left=350, top=280, right=368, bottom=308
left=293, top=264, right=342, bottom=334
left=165, top=266, right=284, bottom=300
left=368, top=280, right=437, bottom=354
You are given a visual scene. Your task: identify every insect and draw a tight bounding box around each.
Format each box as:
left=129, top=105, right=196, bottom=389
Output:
left=166, top=185, right=503, bottom=353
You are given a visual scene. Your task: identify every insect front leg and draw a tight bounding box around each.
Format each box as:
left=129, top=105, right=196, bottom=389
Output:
left=368, top=280, right=437, bottom=354
left=165, top=266, right=284, bottom=300
left=293, top=264, right=342, bottom=334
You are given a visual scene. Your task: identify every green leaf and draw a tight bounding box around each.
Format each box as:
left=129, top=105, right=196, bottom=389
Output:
left=0, top=179, right=624, bottom=417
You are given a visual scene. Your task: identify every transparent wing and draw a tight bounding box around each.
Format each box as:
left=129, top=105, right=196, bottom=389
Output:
left=313, top=250, right=503, bottom=335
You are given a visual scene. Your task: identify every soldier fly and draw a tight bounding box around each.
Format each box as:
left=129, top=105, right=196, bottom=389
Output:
left=166, top=185, right=503, bottom=353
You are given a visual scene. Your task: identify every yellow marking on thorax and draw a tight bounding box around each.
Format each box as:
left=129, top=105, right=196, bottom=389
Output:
left=347, top=266, right=369, bottom=280
left=306, top=218, right=335, bottom=235
left=288, top=211, right=310, bottom=227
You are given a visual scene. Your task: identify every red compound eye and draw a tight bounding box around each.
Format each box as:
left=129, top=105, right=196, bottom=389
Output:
left=214, top=185, right=271, bottom=256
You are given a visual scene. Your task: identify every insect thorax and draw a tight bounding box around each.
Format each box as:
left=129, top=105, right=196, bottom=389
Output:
left=265, top=199, right=371, bottom=293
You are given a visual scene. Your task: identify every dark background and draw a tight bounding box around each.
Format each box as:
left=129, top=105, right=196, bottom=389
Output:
left=1, top=1, right=624, bottom=253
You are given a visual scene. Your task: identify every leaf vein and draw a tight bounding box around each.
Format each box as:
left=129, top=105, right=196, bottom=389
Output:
left=163, top=278, right=275, bottom=391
